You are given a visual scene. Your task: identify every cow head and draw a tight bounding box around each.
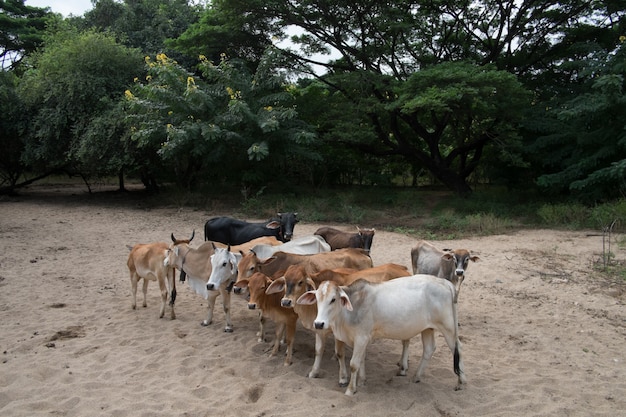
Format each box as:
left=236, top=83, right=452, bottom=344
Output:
left=297, top=281, right=352, bottom=330
left=207, top=246, right=240, bottom=291
left=266, top=265, right=316, bottom=308
left=356, top=227, right=375, bottom=252
left=234, top=272, right=270, bottom=310
left=166, top=230, right=195, bottom=281
left=276, top=212, right=298, bottom=242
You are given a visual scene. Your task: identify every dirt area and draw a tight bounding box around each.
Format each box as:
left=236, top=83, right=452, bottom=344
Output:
left=0, top=183, right=625, bottom=416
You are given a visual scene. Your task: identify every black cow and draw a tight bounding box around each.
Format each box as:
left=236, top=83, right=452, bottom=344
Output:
left=314, top=226, right=375, bottom=253
left=204, top=213, right=298, bottom=245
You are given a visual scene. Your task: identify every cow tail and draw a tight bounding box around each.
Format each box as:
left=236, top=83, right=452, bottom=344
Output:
left=454, top=343, right=461, bottom=377
left=450, top=283, right=462, bottom=378
left=170, top=268, right=177, bottom=306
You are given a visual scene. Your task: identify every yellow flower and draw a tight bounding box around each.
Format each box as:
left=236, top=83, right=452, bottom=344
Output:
left=199, top=54, right=207, bottom=61
left=620, top=35, right=626, bottom=43
left=144, top=56, right=151, bottom=63
left=166, top=123, right=173, bottom=130
left=264, top=106, right=273, bottom=111
left=133, top=77, right=138, bottom=83
left=146, top=75, right=152, bottom=81
left=168, top=111, right=173, bottom=116
left=156, top=53, right=168, bottom=63
left=124, top=90, right=134, bottom=100
left=187, top=76, right=195, bottom=87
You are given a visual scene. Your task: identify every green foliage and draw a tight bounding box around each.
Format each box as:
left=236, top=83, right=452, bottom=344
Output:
left=0, top=71, right=26, bottom=187
left=0, top=0, right=54, bottom=71
left=532, top=41, right=626, bottom=201
left=19, top=29, right=143, bottom=180
left=125, top=51, right=317, bottom=188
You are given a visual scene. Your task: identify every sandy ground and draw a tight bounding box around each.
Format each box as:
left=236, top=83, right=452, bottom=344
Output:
left=1, top=185, right=625, bottom=417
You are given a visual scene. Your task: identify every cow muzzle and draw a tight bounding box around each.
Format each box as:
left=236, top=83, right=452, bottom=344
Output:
left=247, top=303, right=257, bottom=310
left=206, top=283, right=217, bottom=291
left=314, top=321, right=325, bottom=330
left=455, top=270, right=464, bottom=277
left=281, top=299, right=292, bottom=308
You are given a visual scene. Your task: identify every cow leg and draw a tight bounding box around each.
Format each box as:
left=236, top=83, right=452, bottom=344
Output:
left=202, top=291, right=219, bottom=326
left=346, top=338, right=368, bottom=396
left=257, top=313, right=266, bottom=342
left=307, top=331, right=327, bottom=378
left=130, top=273, right=139, bottom=309
left=157, top=273, right=168, bottom=318
left=413, top=329, right=436, bottom=384
left=335, top=339, right=349, bottom=387
left=141, top=278, right=149, bottom=308
left=270, top=322, right=285, bottom=357
left=283, top=319, right=296, bottom=366
left=221, top=288, right=233, bottom=332
left=397, top=339, right=410, bottom=376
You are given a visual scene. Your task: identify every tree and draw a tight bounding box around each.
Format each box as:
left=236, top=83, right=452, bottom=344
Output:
left=125, top=51, right=316, bottom=189
left=530, top=40, right=626, bottom=201
left=82, top=0, right=200, bottom=58
left=0, top=0, right=53, bottom=71
left=0, top=71, right=27, bottom=192
left=19, top=30, right=144, bottom=189
left=194, top=0, right=622, bottom=195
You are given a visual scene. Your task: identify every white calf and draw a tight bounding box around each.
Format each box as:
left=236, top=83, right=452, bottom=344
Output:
left=297, top=275, right=465, bottom=395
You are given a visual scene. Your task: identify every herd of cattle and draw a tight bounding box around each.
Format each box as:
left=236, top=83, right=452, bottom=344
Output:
left=126, top=212, right=479, bottom=395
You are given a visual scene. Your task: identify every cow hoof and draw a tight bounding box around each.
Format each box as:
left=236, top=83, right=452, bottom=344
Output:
left=307, top=371, right=320, bottom=379
left=338, top=381, right=349, bottom=388
left=201, top=320, right=211, bottom=326
left=224, top=327, right=233, bottom=333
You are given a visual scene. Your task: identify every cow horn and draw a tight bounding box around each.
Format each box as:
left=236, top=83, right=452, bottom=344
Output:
left=189, top=230, right=195, bottom=242
left=171, top=233, right=176, bottom=242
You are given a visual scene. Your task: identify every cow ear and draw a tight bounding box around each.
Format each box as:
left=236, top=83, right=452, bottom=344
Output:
left=442, top=253, right=454, bottom=261
left=470, top=256, right=480, bottom=262
left=265, top=221, right=281, bottom=229
left=296, top=291, right=317, bottom=305
left=339, top=289, right=353, bottom=311
left=235, top=279, right=249, bottom=289
left=266, top=277, right=285, bottom=294
left=305, top=277, right=317, bottom=291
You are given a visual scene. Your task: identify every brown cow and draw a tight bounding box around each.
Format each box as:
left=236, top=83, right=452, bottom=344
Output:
left=314, top=226, right=375, bottom=253
left=236, top=248, right=373, bottom=284
left=234, top=272, right=298, bottom=366
left=127, top=242, right=177, bottom=319
left=309, top=263, right=411, bottom=286
left=265, top=263, right=410, bottom=380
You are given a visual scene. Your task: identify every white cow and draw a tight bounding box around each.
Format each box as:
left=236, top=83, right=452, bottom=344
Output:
left=411, top=240, right=479, bottom=303
left=165, top=232, right=235, bottom=332
left=297, top=275, right=466, bottom=395
left=248, top=235, right=331, bottom=260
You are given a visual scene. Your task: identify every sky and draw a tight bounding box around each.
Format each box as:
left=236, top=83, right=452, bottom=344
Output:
left=25, top=0, right=94, bottom=17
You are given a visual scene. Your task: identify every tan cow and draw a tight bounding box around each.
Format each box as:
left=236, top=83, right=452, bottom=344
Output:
left=212, top=236, right=282, bottom=252
left=236, top=248, right=373, bottom=284
left=165, top=231, right=234, bottom=332
left=127, top=242, right=176, bottom=319
left=265, top=263, right=410, bottom=381
left=411, top=240, right=479, bottom=303
left=234, top=272, right=298, bottom=366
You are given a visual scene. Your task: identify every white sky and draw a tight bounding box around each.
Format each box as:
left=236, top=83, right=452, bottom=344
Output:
left=25, top=0, right=94, bottom=17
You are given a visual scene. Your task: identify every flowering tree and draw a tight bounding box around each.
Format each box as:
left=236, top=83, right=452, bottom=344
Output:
left=125, top=50, right=316, bottom=188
